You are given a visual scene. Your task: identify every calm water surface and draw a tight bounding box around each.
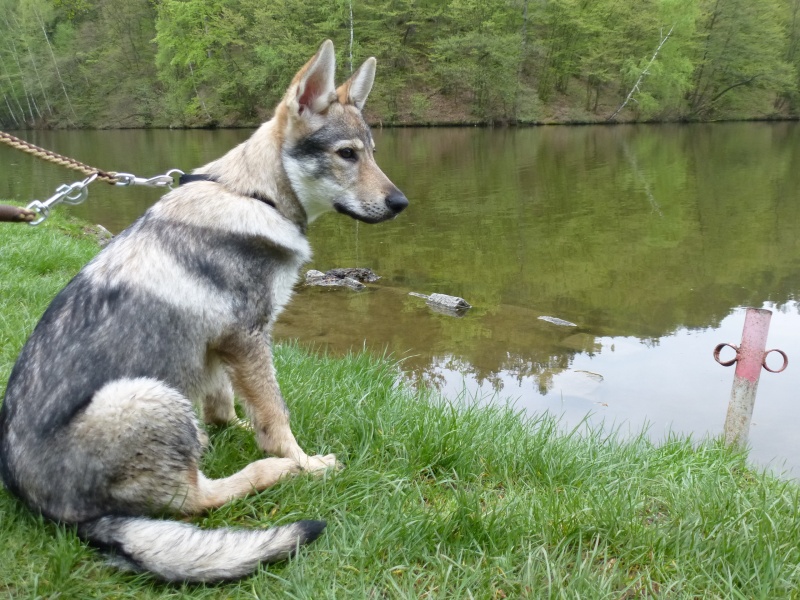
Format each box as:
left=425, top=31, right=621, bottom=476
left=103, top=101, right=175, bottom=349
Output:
left=2, top=124, right=800, bottom=475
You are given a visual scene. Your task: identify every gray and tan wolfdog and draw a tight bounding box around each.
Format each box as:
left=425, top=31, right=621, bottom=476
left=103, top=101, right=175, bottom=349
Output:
left=0, top=40, right=407, bottom=582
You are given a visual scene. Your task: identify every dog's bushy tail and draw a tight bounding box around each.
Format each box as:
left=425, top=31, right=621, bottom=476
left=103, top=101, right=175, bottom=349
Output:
left=79, top=515, right=326, bottom=582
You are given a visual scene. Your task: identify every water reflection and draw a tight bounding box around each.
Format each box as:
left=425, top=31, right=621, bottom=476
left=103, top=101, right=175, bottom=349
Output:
left=426, top=303, right=800, bottom=474
left=284, top=123, right=800, bottom=476
left=2, top=124, right=800, bottom=475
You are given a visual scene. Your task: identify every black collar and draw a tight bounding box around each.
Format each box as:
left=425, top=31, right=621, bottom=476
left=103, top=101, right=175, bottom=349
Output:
left=178, top=173, right=276, bottom=209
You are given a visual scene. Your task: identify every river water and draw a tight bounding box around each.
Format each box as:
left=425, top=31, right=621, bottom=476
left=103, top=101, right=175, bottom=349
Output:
left=2, top=124, right=800, bottom=476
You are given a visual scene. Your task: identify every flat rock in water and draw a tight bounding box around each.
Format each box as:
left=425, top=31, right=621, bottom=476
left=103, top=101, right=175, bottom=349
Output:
left=409, top=292, right=472, bottom=317
left=426, top=293, right=471, bottom=309
left=305, top=267, right=380, bottom=291
left=324, top=268, right=380, bottom=283
left=538, top=315, right=578, bottom=327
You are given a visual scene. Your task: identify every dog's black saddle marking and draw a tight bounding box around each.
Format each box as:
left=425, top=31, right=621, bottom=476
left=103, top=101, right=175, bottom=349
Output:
left=179, top=173, right=277, bottom=209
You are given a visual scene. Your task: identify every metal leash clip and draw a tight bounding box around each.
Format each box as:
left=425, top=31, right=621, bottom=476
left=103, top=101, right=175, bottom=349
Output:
left=26, top=173, right=98, bottom=226
left=114, top=169, right=184, bottom=188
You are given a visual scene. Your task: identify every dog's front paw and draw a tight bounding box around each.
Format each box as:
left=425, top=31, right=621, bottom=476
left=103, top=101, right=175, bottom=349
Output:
left=298, top=453, right=341, bottom=474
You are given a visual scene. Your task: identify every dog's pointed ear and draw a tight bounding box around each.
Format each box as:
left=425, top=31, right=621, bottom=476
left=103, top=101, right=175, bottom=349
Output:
left=337, top=57, right=376, bottom=111
left=288, top=40, right=337, bottom=117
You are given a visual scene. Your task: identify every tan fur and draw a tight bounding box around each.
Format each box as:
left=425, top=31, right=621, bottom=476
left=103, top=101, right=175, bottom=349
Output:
left=186, top=459, right=301, bottom=512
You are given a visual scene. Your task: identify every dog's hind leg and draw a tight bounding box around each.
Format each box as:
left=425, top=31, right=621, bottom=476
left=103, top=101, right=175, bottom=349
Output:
left=219, top=331, right=337, bottom=473
left=72, top=378, right=313, bottom=582
left=69, top=377, right=207, bottom=515
left=183, top=457, right=301, bottom=512
left=73, top=378, right=302, bottom=516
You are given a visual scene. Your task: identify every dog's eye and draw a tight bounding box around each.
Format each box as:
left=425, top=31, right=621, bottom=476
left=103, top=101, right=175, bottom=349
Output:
left=337, top=148, right=357, bottom=161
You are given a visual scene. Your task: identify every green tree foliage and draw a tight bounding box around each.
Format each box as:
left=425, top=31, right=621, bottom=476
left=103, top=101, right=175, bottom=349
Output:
left=0, top=0, right=159, bottom=127
left=687, top=0, right=793, bottom=117
left=0, top=0, right=799, bottom=127
left=428, top=0, right=525, bottom=122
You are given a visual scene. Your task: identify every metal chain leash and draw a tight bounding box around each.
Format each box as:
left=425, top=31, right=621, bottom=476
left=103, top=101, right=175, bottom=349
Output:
left=0, top=130, right=184, bottom=225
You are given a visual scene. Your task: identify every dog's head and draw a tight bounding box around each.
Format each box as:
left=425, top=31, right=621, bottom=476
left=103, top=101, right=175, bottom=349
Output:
left=279, top=40, right=408, bottom=224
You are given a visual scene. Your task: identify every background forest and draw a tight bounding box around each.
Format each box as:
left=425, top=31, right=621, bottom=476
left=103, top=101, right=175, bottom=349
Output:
left=1, top=0, right=800, bottom=128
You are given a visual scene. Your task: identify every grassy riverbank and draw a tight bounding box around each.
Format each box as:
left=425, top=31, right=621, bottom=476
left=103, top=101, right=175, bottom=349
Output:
left=2, top=210, right=800, bottom=598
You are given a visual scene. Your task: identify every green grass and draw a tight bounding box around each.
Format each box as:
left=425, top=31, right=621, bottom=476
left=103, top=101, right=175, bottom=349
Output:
left=2, top=208, right=800, bottom=598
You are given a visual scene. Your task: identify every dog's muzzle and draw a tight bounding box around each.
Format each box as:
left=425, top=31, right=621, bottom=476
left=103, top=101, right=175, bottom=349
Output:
left=334, top=189, right=409, bottom=223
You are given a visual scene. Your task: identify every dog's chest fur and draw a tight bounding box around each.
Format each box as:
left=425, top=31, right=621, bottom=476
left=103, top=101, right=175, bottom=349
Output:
left=86, top=185, right=311, bottom=331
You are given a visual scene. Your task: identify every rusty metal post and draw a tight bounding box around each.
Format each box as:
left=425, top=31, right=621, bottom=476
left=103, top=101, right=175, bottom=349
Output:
left=713, top=307, right=788, bottom=448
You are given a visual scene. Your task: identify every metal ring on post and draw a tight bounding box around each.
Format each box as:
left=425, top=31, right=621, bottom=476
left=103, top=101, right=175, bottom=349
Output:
left=713, top=343, right=739, bottom=367
left=762, top=349, right=789, bottom=373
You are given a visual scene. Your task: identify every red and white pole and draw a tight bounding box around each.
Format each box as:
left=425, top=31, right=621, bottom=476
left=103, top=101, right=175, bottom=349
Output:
left=714, top=308, right=788, bottom=448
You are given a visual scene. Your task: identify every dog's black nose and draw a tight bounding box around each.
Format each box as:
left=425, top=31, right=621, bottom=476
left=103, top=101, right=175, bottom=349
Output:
left=385, top=190, right=409, bottom=214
